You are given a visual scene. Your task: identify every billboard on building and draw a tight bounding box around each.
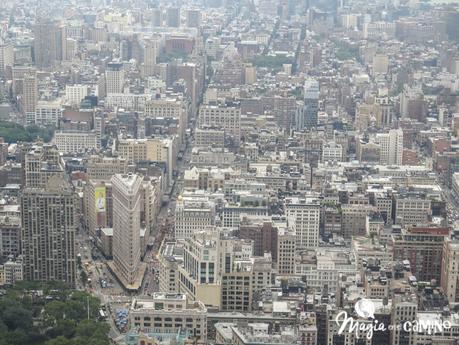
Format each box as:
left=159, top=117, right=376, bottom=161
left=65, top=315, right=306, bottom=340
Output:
left=95, top=186, right=106, bottom=213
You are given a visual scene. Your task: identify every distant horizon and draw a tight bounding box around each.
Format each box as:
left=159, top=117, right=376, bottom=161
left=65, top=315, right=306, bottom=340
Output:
left=429, top=0, right=459, bottom=3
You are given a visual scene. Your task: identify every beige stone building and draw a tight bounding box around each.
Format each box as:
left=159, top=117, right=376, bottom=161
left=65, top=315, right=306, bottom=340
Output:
left=111, top=173, right=145, bottom=290
left=130, top=293, right=207, bottom=341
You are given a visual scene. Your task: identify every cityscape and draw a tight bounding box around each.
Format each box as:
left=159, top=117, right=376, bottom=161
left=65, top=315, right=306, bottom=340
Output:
left=0, top=0, right=458, bottom=344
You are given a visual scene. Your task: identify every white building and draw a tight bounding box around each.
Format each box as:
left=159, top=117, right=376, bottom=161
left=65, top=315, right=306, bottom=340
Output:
left=105, top=62, right=124, bottom=94
left=0, top=259, right=23, bottom=286
left=130, top=293, right=207, bottom=341
left=178, top=230, right=222, bottom=308
left=111, top=173, right=143, bottom=289
left=65, top=84, right=88, bottom=106
left=174, top=194, right=215, bottom=240
left=322, top=142, right=342, bottom=163
left=198, top=104, right=241, bottom=144
left=441, top=237, right=459, bottom=303
left=105, top=93, right=147, bottom=111
left=285, top=197, right=321, bottom=249
left=53, top=130, right=99, bottom=154
left=376, top=128, right=403, bottom=166
left=143, top=38, right=158, bottom=77
left=35, top=99, right=64, bottom=126
left=394, top=194, right=431, bottom=226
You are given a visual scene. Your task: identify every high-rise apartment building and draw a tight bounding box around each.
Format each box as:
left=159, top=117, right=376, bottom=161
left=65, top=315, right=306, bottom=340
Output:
left=111, top=173, right=145, bottom=290
left=21, top=175, right=77, bottom=286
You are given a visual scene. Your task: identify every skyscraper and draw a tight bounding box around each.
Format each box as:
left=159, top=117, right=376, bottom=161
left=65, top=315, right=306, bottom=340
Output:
left=23, top=143, right=65, bottom=188
left=302, top=78, right=319, bottom=130
left=105, top=62, right=125, bottom=94
left=21, top=175, right=77, bottom=286
left=111, top=173, right=143, bottom=289
left=285, top=197, right=320, bottom=249
left=143, top=39, right=158, bottom=77
left=166, top=7, right=181, bottom=27
left=152, top=8, right=162, bottom=27
left=186, top=9, right=202, bottom=28
left=33, top=19, right=62, bottom=69
left=376, top=128, right=403, bottom=165
left=21, top=73, right=38, bottom=115
left=0, top=40, right=14, bottom=76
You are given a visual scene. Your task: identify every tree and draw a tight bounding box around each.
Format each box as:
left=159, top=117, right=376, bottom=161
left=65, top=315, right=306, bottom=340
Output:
left=80, top=270, right=88, bottom=286
left=44, top=301, right=67, bottom=326
left=46, top=320, right=77, bottom=339
left=0, top=282, right=110, bottom=345
left=45, top=336, right=74, bottom=345
left=0, top=299, right=33, bottom=331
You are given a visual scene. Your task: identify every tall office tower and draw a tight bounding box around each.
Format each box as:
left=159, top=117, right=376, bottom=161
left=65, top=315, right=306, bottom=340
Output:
left=0, top=40, right=14, bottom=76
left=111, top=173, right=142, bottom=288
left=21, top=175, right=77, bottom=286
left=285, top=197, right=320, bottom=249
left=21, top=73, right=38, bottom=114
left=105, top=62, right=125, bottom=94
left=297, top=78, right=319, bottom=130
left=143, top=39, right=158, bottom=77
left=166, top=7, right=181, bottom=27
left=376, top=128, right=403, bottom=165
left=186, top=9, right=202, bottom=28
left=152, top=8, right=162, bottom=27
left=33, top=19, right=62, bottom=69
left=23, top=143, right=65, bottom=188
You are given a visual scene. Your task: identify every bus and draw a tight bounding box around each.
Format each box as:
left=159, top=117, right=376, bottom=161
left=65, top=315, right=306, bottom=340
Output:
left=99, top=309, right=106, bottom=320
